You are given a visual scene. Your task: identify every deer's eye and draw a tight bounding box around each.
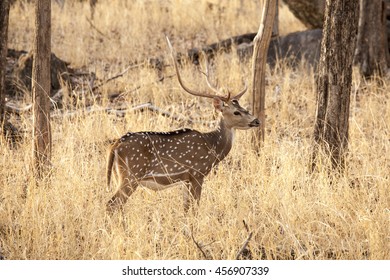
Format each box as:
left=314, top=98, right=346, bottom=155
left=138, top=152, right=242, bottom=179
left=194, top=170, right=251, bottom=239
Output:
left=234, top=111, right=241, bottom=116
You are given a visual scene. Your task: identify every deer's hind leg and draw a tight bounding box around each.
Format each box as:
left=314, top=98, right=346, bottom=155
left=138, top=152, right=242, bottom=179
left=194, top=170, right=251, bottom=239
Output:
left=107, top=176, right=138, bottom=212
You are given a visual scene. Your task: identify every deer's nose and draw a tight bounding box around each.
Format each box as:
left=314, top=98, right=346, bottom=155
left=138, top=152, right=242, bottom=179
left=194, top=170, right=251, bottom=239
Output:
left=250, top=119, right=260, bottom=127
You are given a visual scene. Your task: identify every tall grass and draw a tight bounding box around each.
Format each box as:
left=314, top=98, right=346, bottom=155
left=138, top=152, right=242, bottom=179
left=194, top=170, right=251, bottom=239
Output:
left=1, top=0, right=388, bottom=259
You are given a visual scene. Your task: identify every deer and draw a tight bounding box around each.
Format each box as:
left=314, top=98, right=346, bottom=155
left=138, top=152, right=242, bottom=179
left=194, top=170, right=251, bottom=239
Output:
left=106, top=37, right=260, bottom=212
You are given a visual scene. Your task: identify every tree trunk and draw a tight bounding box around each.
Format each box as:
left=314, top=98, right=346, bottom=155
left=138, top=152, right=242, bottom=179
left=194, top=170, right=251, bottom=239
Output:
left=283, top=0, right=390, bottom=77
left=355, top=0, right=389, bottom=77
left=0, top=0, right=10, bottom=130
left=251, top=0, right=277, bottom=146
left=282, top=0, right=325, bottom=29
left=312, top=0, right=360, bottom=170
left=387, top=0, right=390, bottom=56
left=273, top=0, right=279, bottom=37
left=32, top=0, right=52, bottom=178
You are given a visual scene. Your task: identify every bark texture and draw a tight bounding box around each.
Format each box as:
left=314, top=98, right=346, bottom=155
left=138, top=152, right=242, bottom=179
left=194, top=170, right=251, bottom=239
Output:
left=251, top=0, right=277, bottom=145
left=282, top=0, right=325, bottom=29
left=0, top=0, right=10, bottom=127
left=312, top=0, right=360, bottom=170
left=32, top=0, right=52, bottom=177
left=355, top=0, right=389, bottom=77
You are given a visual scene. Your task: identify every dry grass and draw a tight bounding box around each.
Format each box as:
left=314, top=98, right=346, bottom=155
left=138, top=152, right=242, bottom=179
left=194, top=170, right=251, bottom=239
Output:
left=1, top=0, right=389, bottom=260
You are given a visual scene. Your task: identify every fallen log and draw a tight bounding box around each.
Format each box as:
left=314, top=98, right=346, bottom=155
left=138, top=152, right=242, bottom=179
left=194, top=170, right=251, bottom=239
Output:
left=187, top=29, right=323, bottom=70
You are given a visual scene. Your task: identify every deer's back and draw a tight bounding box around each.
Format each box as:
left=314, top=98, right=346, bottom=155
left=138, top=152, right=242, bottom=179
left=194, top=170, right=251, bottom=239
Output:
left=113, top=129, right=217, bottom=178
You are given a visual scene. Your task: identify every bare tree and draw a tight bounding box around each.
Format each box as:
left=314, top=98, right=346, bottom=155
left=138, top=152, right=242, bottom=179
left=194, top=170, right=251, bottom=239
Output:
left=32, top=0, right=52, bottom=178
left=312, top=0, right=360, bottom=170
left=251, top=0, right=277, bottom=145
left=0, top=0, right=10, bottom=133
left=355, top=0, right=389, bottom=77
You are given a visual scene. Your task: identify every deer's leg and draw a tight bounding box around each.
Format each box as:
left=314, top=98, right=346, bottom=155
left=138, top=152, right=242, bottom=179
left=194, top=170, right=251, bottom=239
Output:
left=107, top=178, right=138, bottom=212
left=183, top=176, right=204, bottom=212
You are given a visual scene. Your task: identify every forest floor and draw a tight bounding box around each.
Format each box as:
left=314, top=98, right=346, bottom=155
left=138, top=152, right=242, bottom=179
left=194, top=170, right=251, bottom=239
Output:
left=0, top=0, right=389, bottom=260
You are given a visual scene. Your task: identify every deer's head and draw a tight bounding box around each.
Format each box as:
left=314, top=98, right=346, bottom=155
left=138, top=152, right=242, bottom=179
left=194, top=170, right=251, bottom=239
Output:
left=166, top=37, right=260, bottom=130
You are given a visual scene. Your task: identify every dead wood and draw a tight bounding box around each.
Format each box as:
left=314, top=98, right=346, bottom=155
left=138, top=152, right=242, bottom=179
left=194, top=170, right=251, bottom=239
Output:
left=235, top=220, right=253, bottom=260
left=92, top=62, right=145, bottom=92
left=108, top=74, right=175, bottom=100
left=4, top=102, right=32, bottom=115
left=186, top=29, right=322, bottom=70
left=5, top=98, right=218, bottom=127
left=187, top=32, right=258, bottom=64
left=50, top=102, right=193, bottom=125
left=235, top=232, right=253, bottom=260
left=191, top=230, right=213, bottom=260
left=86, top=17, right=110, bottom=40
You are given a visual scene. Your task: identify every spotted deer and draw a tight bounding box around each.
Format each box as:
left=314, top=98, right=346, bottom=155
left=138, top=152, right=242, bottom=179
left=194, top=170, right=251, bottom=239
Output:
left=106, top=37, right=260, bottom=212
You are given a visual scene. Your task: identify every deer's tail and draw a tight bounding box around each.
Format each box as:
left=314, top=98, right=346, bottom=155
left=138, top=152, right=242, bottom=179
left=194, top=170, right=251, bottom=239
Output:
left=106, top=139, right=120, bottom=192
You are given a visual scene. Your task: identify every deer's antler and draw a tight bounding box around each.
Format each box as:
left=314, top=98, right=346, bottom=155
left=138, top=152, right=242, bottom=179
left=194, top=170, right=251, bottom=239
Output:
left=166, top=36, right=230, bottom=102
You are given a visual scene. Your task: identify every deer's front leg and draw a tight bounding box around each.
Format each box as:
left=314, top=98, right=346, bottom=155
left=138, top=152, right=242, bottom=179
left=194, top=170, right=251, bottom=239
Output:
left=183, top=176, right=204, bottom=212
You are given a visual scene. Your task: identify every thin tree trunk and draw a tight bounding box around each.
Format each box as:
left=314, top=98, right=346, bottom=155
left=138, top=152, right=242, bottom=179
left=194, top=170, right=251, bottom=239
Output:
left=0, top=0, right=10, bottom=130
left=251, top=0, right=277, bottom=147
left=312, top=0, right=360, bottom=171
left=32, top=0, right=52, bottom=178
left=355, top=0, right=389, bottom=77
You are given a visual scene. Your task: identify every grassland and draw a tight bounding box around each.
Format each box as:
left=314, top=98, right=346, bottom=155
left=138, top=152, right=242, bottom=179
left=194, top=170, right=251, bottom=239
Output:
left=0, top=0, right=389, bottom=260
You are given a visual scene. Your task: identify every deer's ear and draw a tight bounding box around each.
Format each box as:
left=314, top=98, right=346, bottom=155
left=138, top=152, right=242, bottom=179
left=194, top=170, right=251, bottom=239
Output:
left=213, top=98, right=224, bottom=112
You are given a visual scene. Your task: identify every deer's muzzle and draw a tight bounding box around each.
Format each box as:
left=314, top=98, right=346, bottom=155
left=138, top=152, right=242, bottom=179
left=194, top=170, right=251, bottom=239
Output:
left=249, top=119, right=261, bottom=127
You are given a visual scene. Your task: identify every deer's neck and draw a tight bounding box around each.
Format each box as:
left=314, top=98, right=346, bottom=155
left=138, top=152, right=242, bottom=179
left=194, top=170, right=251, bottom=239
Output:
left=203, top=119, right=234, bottom=162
